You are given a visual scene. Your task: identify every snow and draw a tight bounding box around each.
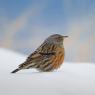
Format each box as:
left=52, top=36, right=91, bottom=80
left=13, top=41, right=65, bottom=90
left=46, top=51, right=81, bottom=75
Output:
left=0, top=48, right=95, bottom=95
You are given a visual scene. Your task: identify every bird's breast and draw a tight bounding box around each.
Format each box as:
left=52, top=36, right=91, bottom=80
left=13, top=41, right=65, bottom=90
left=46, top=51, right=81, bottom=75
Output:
left=52, top=47, right=64, bottom=69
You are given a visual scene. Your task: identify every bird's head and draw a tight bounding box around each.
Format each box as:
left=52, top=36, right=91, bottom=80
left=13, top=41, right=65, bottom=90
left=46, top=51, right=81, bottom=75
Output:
left=46, top=34, right=68, bottom=46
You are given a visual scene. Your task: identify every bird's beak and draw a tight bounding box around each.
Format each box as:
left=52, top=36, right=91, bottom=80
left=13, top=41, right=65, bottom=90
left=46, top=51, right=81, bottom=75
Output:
left=63, top=36, right=68, bottom=38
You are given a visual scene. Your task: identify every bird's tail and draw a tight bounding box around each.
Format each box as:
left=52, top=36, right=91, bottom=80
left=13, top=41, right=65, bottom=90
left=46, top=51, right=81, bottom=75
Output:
left=11, top=68, right=21, bottom=73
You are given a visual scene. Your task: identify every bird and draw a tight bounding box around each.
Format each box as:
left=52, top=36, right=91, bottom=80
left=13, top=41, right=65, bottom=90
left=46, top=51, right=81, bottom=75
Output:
left=11, top=34, right=68, bottom=73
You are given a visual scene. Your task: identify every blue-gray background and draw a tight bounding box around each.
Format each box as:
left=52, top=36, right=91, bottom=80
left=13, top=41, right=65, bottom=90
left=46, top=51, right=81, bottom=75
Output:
left=0, top=0, right=95, bottom=63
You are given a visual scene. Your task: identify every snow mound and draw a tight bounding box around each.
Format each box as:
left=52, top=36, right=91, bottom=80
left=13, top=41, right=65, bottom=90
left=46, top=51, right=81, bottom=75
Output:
left=0, top=48, right=95, bottom=95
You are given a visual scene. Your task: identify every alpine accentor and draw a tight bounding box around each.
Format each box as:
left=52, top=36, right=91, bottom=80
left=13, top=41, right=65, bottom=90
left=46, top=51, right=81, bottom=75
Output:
left=11, top=34, right=68, bottom=73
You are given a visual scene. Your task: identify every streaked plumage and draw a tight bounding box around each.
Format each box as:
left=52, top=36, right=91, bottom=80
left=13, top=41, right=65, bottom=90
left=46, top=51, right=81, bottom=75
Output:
left=11, top=34, right=68, bottom=73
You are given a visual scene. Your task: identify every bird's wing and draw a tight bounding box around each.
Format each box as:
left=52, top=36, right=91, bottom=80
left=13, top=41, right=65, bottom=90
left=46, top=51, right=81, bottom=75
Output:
left=19, top=42, right=56, bottom=68
left=19, top=50, right=55, bottom=68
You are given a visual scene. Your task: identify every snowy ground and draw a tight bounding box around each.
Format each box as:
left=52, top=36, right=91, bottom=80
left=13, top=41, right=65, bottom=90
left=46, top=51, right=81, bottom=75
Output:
left=0, top=48, right=95, bottom=95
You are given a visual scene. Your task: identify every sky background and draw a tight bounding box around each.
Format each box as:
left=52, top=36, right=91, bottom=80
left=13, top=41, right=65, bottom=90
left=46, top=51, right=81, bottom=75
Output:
left=0, top=0, right=95, bottom=63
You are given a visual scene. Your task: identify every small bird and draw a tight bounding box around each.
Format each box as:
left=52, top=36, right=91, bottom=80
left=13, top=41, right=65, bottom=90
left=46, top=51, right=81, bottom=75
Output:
left=11, top=34, right=68, bottom=73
